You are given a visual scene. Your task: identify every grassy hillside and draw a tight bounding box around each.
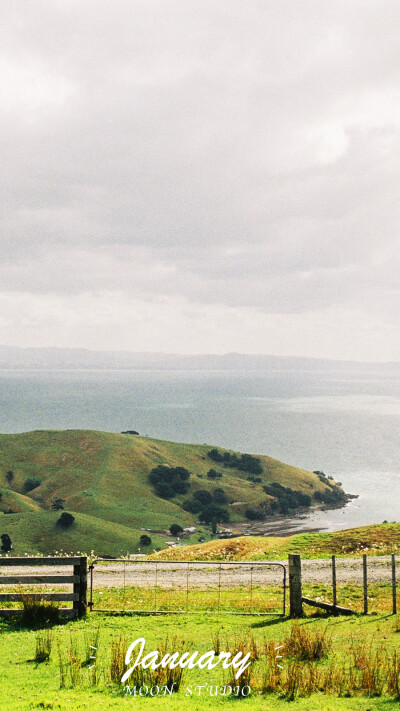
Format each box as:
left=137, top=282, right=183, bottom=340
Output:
left=0, top=429, right=342, bottom=555
left=153, top=523, right=400, bottom=561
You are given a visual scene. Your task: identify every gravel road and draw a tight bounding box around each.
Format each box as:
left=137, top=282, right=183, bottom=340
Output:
left=1, top=557, right=397, bottom=588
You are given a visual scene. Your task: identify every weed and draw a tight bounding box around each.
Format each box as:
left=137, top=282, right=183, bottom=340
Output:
left=283, top=623, right=331, bottom=661
left=110, top=635, right=127, bottom=684
left=35, top=629, right=52, bottom=662
left=19, top=591, right=60, bottom=628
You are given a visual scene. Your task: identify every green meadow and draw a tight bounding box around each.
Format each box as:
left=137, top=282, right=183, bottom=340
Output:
left=0, top=604, right=399, bottom=710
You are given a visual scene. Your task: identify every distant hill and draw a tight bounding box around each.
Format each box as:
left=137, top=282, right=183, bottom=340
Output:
left=0, top=345, right=399, bottom=371
left=0, top=429, right=342, bottom=556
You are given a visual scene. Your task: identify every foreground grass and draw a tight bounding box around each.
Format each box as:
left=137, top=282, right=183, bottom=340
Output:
left=0, top=591, right=400, bottom=710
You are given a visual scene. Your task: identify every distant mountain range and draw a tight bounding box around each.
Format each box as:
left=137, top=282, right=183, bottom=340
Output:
left=0, top=345, right=399, bottom=372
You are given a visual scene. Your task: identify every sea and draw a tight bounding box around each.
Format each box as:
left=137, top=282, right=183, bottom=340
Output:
left=0, top=367, right=399, bottom=533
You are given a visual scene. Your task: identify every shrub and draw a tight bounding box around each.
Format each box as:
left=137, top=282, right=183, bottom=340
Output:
left=5, top=470, right=13, bottom=483
left=169, top=524, right=183, bottom=537
left=23, top=477, right=41, bottom=493
left=56, top=512, right=75, bottom=529
left=139, top=534, right=151, bottom=546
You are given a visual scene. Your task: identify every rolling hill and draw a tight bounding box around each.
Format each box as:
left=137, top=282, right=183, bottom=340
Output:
left=0, top=429, right=345, bottom=555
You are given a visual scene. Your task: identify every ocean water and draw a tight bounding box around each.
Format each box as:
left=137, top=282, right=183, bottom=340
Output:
left=0, top=367, right=399, bottom=531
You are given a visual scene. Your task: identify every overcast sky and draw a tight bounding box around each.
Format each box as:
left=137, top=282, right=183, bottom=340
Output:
left=1, top=1, right=399, bottom=360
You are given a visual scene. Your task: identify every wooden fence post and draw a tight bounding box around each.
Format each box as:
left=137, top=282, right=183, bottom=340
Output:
left=362, top=554, right=368, bottom=615
left=73, top=556, right=87, bottom=618
left=289, top=554, right=303, bottom=618
left=332, top=554, right=337, bottom=608
left=392, top=554, right=397, bottom=615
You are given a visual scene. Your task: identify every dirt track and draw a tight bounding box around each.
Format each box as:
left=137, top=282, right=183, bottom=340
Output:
left=1, top=557, right=397, bottom=588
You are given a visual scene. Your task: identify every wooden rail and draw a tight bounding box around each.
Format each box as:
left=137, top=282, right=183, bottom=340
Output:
left=0, top=556, right=87, bottom=618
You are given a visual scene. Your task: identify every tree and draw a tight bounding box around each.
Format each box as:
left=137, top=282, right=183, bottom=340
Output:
left=5, top=471, right=14, bottom=484
left=1, top=534, right=12, bottom=552
left=139, top=534, right=152, bottom=546
left=213, top=488, right=228, bottom=505
left=56, top=512, right=75, bottom=529
left=169, top=524, right=183, bottom=537
left=198, top=505, right=230, bottom=524
left=207, top=469, right=222, bottom=479
left=51, top=498, right=65, bottom=511
left=211, top=517, right=218, bottom=535
left=23, top=478, right=41, bottom=493
left=193, top=490, right=213, bottom=506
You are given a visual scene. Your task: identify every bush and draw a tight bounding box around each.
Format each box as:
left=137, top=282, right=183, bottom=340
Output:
left=5, top=470, right=13, bottom=483
left=139, top=534, right=151, bottom=546
left=23, top=478, right=41, bottom=493
left=1, top=533, right=12, bottom=551
left=169, top=524, right=183, bottom=537
left=56, top=512, right=75, bottom=529
left=149, top=465, right=191, bottom=499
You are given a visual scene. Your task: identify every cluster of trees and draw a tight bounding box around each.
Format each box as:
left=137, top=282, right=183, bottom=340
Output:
left=245, top=507, right=265, bottom=520
left=207, top=449, right=263, bottom=475
left=149, top=465, right=191, bottom=499
left=314, top=487, right=346, bottom=505
left=263, top=482, right=312, bottom=514
left=183, top=489, right=230, bottom=524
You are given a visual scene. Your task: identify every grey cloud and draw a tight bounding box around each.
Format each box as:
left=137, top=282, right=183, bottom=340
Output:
left=0, top=1, right=399, bottom=355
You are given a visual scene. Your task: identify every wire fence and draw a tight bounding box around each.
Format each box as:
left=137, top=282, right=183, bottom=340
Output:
left=89, top=559, right=287, bottom=616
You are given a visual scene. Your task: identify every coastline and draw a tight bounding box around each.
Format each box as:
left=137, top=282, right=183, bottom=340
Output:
left=230, top=496, right=358, bottom=538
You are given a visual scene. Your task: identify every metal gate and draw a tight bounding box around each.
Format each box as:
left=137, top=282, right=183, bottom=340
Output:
left=89, top=559, right=286, bottom=616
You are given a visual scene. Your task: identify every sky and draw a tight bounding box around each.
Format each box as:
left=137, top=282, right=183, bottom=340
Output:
left=1, top=0, right=399, bottom=361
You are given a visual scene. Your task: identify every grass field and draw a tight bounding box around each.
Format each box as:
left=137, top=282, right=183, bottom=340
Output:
left=1, top=599, right=399, bottom=710
left=0, top=429, right=343, bottom=556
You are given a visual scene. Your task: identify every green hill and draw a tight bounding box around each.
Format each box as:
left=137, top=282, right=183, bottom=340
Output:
left=0, top=429, right=344, bottom=555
